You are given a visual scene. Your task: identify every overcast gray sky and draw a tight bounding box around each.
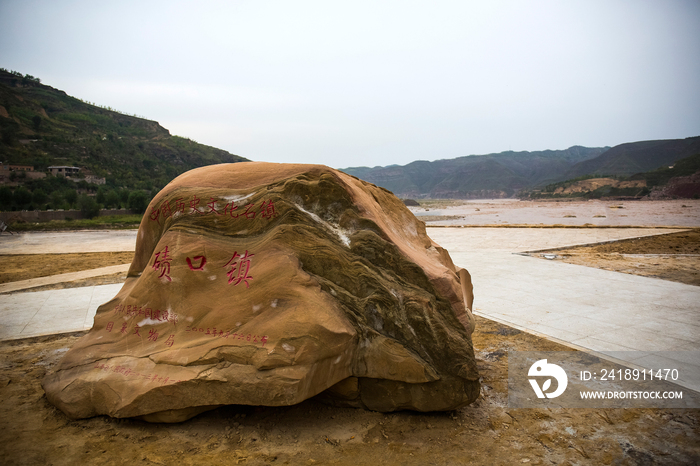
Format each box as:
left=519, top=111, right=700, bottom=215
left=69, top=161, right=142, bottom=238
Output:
left=1, top=1, right=699, bottom=168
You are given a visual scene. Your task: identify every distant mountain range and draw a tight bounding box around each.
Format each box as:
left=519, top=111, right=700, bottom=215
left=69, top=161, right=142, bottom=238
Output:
left=341, top=147, right=608, bottom=199
left=341, top=137, right=700, bottom=199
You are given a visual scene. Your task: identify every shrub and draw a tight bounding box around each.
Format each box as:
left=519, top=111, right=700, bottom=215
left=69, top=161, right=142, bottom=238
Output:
left=32, top=188, right=48, bottom=207
left=118, top=189, right=130, bottom=207
left=63, top=189, right=78, bottom=207
left=49, top=190, right=64, bottom=209
left=127, top=191, right=149, bottom=214
left=0, top=186, right=12, bottom=210
left=105, top=190, right=121, bottom=209
left=13, top=187, right=32, bottom=210
left=78, top=195, right=100, bottom=219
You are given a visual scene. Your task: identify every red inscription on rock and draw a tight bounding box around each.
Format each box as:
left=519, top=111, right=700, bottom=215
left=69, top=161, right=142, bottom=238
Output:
left=149, top=197, right=279, bottom=223
left=152, top=246, right=172, bottom=282
left=184, top=326, right=269, bottom=347
left=223, top=250, right=254, bottom=287
left=186, top=255, right=207, bottom=271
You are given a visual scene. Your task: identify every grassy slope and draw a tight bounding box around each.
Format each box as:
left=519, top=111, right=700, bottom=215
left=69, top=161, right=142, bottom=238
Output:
left=524, top=153, right=700, bottom=199
left=564, top=136, right=700, bottom=179
left=0, top=70, right=248, bottom=192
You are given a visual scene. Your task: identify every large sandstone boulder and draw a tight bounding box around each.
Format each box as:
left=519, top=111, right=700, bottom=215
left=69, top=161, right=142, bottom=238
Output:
left=43, top=162, right=479, bottom=422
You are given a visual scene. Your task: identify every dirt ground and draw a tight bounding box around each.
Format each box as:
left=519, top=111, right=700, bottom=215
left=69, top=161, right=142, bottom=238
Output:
left=0, top=315, right=698, bottom=466
left=538, top=229, right=700, bottom=286
left=0, top=252, right=134, bottom=284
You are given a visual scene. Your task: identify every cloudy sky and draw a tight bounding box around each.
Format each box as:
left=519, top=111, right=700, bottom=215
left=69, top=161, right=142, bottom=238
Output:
left=1, top=1, right=699, bottom=168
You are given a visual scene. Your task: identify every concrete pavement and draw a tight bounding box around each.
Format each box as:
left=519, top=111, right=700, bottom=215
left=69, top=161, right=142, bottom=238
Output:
left=0, top=283, right=123, bottom=339
left=0, top=230, right=136, bottom=339
left=428, top=227, right=700, bottom=393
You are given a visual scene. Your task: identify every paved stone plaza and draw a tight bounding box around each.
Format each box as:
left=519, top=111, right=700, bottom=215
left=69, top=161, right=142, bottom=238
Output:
left=428, top=227, right=700, bottom=393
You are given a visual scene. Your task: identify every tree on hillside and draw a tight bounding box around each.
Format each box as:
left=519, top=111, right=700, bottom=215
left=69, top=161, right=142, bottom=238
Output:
left=49, top=190, right=64, bottom=210
left=32, top=188, right=47, bottom=207
left=0, top=186, right=12, bottom=210
left=22, top=74, right=40, bottom=85
left=1, top=120, right=20, bottom=145
left=63, top=188, right=78, bottom=208
left=13, top=187, right=32, bottom=210
left=78, top=195, right=99, bottom=219
left=105, top=190, right=120, bottom=209
left=118, top=189, right=130, bottom=208
left=96, top=186, right=108, bottom=205
left=77, top=180, right=92, bottom=191
left=127, top=191, right=149, bottom=213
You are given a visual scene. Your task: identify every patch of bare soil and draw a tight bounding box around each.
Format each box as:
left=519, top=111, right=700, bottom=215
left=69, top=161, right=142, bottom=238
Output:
left=0, top=252, right=134, bottom=284
left=416, top=215, right=465, bottom=222
left=554, top=178, right=645, bottom=194
left=2, top=272, right=129, bottom=294
left=543, top=229, right=700, bottom=286
left=1, top=317, right=698, bottom=465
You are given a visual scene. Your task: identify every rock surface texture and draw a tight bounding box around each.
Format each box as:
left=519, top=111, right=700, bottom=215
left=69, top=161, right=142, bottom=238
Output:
left=43, top=163, right=479, bottom=422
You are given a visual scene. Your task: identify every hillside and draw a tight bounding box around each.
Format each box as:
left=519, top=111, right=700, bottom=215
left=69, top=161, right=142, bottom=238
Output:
left=638, top=152, right=700, bottom=200
left=523, top=152, right=700, bottom=200
left=552, top=178, right=646, bottom=195
left=564, top=136, right=700, bottom=179
left=341, top=146, right=608, bottom=198
left=0, top=69, right=247, bottom=200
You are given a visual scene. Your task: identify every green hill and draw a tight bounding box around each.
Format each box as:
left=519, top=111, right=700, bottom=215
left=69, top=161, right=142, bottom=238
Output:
left=630, top=152, right=700, bottom=186
left=564, top=137, right=700, bottom=179
left=522, top=152, right=700, bottom=200
left=0, top=68, right=248, bottom=211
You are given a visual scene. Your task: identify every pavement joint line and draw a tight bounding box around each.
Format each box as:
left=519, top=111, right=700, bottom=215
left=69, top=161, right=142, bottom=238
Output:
left=19, top=292, right=52, bottom=336
left=84, top=287, right=96, bottom=329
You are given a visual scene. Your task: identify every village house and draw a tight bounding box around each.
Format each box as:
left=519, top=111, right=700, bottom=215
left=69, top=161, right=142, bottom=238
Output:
left=48, top=166, right=81, bottom=177
left=0, top=162, right=45, bottom=184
